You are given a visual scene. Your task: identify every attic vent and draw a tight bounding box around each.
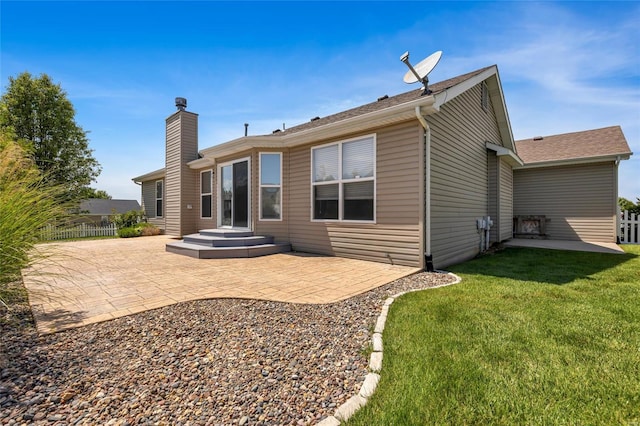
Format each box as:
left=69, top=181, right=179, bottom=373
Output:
left=310, top=116, right=320, bottom=122
left=481, top=82, right=488, bottom=112
left=533, top=136, right=544, bottom=141
left=377, top=95, right=389, bottom=102
left=272, top=129, right=281, bottom=134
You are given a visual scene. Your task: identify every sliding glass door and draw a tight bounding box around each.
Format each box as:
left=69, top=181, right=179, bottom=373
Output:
left=220, top=158, right=250, bottom=228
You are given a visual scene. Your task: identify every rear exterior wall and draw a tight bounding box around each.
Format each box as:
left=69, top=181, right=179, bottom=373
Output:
left=429, top=82, right=504, bottom=268
left=284, top=122, right=423, bottom=267
left=513, top=162, right=618, bottom=242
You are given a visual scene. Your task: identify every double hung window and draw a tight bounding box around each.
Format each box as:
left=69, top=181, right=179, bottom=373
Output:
left=155, top=180, right=163, bottom=218
left=201, top=170, right=212, bottom=218
left=312, top=135, right=375, bottom=221
left=259, top=153, right=282, bottom=220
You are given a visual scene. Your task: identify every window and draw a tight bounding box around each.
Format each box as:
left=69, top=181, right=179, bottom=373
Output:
left=201, top=170, right=212, bottom=218
left=259, top=153, right=282, bottom=220
left=155, top=180, right=163, bottom=218
left=311, top=135, right=375, bottom=221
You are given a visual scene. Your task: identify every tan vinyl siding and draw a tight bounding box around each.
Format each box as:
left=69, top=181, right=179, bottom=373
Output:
left=513, top=162, right=617, bottom=242
left=165, top=114, right=181, bottom=235
left=287, top=122, right=421, bottom=267
left=141, top=179, right=164, bottom=229
left=429, top=82, right=502, bottom=268
left=499, top=158, right=513, bottom=241
left=165, top=111, right=198, bottom=236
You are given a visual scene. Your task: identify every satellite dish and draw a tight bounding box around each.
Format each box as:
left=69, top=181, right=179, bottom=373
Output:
left=400, top=50, right=442, bottom=95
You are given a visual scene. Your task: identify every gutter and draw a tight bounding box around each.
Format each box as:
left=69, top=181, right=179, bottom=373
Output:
left=515, top=153, right=631, bottom=169
left=415, top=106, right=434, bottom=272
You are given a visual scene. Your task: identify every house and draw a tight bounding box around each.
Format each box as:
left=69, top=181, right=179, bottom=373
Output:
left=77, top=199, right=141, bottom=226
left=132, top=64, right=631, bottom=270
left=133, top=65, right=519, bottom=270
left=513, top=126, right=632, bottom=242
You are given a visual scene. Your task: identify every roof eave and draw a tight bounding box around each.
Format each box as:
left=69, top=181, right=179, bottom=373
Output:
left=198, top=137, right=286, bottom=162
left=132, top=168, right=166, bottom=183
left=198, top=96, right=438, bottom=161
left=187, top=157, right=216, bottom=169
left=280, top=96, right=437, bottom=147
left=515, top=153, right=632, bottom=169
left=486, top=142, right=524, bottom=166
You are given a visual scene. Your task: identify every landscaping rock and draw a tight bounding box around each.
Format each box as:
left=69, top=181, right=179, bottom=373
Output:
left=0, top=271, right=455, bottom=424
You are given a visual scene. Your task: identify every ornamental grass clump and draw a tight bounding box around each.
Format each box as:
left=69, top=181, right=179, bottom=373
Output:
left=0, top=130, right=68, bottom=309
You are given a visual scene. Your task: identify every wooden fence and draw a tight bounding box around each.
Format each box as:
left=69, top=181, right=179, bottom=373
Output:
left=40, top=223, right=117, bottom=240
left=620, top=210, right=639, bottom=244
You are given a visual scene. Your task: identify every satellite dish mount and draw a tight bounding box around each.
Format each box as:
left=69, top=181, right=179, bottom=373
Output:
left=400, top=50, right=442, bottom=95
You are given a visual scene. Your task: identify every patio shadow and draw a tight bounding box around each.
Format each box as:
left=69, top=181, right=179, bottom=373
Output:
left=30, top=305, right=87, bottom=333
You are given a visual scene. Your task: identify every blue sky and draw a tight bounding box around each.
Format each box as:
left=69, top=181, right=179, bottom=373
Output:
left=2, top=1, right=639, bottom=201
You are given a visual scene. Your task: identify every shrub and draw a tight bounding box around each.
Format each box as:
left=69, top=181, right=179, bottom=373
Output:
left=111, top=209, right=145, bottom=229
left=117, top=226, right=142, bottom=238
left=139, top=223, right=161, bottom=236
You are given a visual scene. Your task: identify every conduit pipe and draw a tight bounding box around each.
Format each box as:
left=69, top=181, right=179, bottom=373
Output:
left=415, top=106, right=434, bottom=272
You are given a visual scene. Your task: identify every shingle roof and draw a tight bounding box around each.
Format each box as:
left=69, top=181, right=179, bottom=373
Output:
left=272, top=66, right=495, bottom=136
left=79, top=199, right=141, bottom=216
left=515, top=126, right=632, bottom=164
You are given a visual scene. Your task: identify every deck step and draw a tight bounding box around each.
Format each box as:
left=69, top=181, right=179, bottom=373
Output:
left=199, top=229, right=254, bottom=238
left=166, top=241, right=291, bottom=259
left=183, top=234, right=274, bottom=247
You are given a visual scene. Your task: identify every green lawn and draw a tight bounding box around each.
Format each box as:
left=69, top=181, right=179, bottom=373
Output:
left=347, top=246, right=640, bottom=425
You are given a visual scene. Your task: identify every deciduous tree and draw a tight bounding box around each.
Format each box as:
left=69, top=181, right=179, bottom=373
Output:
left=0, top=72, right=101, bottom=199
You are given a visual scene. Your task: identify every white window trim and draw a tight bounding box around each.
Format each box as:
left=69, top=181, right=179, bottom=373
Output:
left=200, top=169, right=213, bottom=219
left=310, top=134, right=377, bottom=223
left=259, top=152, right=283, bottom=222
left=216, top=156, right=252, bottom=229
left=155, top=179, right=163, bottom=218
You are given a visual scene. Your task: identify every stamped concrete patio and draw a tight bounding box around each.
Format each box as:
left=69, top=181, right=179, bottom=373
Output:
left=23, top=236, right=420, bottom=333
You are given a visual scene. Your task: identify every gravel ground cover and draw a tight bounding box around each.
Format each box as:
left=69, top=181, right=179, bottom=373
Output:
left=1, top=272, right=455, bottom=425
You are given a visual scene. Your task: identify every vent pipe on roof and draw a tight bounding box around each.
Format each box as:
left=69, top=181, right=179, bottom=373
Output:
left=310, top=116, right=320, bottom=122
left=244, top=123, right=249, bottom=137
left=533, top=136, right=543, bottom=141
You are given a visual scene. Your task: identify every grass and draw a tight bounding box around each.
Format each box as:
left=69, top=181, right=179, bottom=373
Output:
left=347, top=246, right=640, bottom=425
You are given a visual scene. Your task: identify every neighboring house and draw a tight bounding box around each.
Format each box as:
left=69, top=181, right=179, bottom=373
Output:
left=513, top=126, right=632, bottom=242
left=77, top=199, right=141, bottom=226
left=132, top=64, right=631, bottom=269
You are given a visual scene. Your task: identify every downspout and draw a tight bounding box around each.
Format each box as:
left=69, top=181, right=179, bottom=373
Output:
left=415, top=106, right=434, bottom=272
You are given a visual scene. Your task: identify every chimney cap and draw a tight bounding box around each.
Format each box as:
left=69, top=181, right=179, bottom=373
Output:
left=175, top=97, right=187, bottom=111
